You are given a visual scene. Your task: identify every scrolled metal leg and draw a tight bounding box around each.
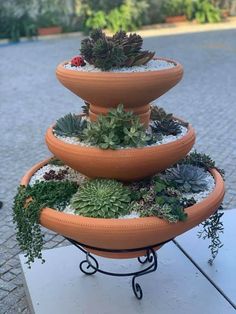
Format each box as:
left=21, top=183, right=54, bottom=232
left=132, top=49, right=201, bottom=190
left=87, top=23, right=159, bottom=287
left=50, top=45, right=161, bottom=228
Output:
left=79, top=252, right=99, bottom=275
left=65, top=237, right=165, bottom=300
left=137, top=250, right=154, bottom=264
left=132, top=277, right=143, bottom=299
left=132, top=248, right=158, bottom=299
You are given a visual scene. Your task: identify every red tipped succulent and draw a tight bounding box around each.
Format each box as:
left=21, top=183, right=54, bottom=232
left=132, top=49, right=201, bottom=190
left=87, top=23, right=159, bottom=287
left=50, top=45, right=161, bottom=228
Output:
left=70, top=56, right=86, bottom=67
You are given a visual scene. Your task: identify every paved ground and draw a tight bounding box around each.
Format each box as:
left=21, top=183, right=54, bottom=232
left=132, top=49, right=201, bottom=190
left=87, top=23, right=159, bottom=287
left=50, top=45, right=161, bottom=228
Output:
left=0, top=29, right=236, bottom=313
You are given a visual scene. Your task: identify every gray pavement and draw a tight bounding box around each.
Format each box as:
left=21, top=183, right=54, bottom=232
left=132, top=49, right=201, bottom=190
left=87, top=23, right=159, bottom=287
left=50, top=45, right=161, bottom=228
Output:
left=0, top=29, right=236, bottom=313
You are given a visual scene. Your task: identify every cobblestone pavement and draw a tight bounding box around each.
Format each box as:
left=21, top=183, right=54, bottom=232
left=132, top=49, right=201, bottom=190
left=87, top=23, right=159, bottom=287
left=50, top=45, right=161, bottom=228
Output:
left=1, top=29, right=236, bottom=313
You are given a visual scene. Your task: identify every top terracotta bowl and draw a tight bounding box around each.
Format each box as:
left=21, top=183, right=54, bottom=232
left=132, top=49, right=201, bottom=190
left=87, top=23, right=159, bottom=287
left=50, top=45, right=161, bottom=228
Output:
left=56, top=57, right=183, bottom=119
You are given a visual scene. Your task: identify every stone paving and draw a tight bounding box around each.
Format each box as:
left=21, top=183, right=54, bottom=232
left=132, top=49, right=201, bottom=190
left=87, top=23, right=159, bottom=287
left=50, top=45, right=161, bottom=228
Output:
left=0, top=29, right=236, bottom=313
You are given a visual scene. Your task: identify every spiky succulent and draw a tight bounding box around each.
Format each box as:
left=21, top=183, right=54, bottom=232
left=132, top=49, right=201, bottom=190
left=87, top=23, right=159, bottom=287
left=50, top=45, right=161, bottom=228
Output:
left=150, top=106, right=173, bottom=122
left=81, top=101, right=90, bottom=115
left=165, top=164, right=209, bottom=193
left=151, top=119, right=182, bottom=136
left=70, top=179, right=132, bottom=218
left=80, top=29, right=155, bottom=71
left=53, top=113, right=87, bottom=137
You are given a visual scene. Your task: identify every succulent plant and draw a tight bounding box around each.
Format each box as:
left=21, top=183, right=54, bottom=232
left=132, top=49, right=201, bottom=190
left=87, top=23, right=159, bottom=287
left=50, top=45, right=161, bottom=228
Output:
left=70, top=179, right=132, bottom=218
left=81, top=101, right=90, bottom=115
left=180, top=151, right=225, bottom=178
left=151, top=119, right=182, bottom=136
left=80, top=29, right=154, bottom=71
left=43, top=169, right=68, bottom=181
left=82, top=105, right=152, bottom=149
left=165, top=164, right=209, bottom=193
left=53, top=113, right=87, bottom=138
left=150, top=106, right=173, bottom=122
left=48, top=157, right=64, bottom=166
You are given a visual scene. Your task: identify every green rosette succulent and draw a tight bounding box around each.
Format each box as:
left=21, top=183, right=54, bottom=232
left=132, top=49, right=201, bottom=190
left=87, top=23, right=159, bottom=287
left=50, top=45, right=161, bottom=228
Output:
left=70, top=179, right=132, bottom=218
left=53, top=113, right=87, bottom=138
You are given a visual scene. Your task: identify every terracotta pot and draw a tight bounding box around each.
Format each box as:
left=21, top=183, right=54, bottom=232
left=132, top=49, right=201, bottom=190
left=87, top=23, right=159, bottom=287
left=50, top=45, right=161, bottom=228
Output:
left=21, top=158, right=225, bottom=259
left=45, top=119, right=196, bottom=181
left=165, top=16, right=187, bottom=23
left=89, top=105, right=151, bottom=128
left=38, top=26, right=62, bottom=36
left=56, top=57, right=183, bottom=125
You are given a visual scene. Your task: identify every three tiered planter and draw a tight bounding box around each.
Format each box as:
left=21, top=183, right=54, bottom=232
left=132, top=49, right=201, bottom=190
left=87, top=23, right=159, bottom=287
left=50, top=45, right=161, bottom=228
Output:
left=17, top=30, right=225, bottom=300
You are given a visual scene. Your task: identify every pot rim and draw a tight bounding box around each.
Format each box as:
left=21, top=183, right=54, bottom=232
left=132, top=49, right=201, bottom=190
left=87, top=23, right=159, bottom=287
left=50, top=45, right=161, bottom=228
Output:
left=21, top=157, right=225, bottom=226
left=57, top=57, right=183, bottom=77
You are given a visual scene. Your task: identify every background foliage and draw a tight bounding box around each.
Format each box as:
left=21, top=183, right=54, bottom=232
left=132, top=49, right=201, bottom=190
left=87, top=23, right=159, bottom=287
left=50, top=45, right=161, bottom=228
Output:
left=0, top=0, right=235, bottom=41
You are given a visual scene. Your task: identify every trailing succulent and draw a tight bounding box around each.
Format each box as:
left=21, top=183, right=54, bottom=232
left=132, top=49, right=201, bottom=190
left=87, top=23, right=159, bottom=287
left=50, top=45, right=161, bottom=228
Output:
left=80, top=29, right=155, bottom=71
left=70, top=179, right=131, bottom=218
left=150, top=105, right=184, bottom=136
left=13, top=181, right=78, bottom=266
left=198, top=205, right=224, bottom=265
left=82, top=104, right=153, bottom=149
left=53, top=113, right=87, bottom=137
left=164, top=164, right=209, bottom=193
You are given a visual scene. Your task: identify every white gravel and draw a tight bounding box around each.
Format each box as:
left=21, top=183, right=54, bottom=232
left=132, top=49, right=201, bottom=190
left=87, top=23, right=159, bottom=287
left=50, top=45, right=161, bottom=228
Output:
left=118, top=212, right=140, bottom=219
left=64, top=59, right=175, bottom=73
left=29, top=164, right=85, bottom=186
left=55, top=125, right=187, bottom=148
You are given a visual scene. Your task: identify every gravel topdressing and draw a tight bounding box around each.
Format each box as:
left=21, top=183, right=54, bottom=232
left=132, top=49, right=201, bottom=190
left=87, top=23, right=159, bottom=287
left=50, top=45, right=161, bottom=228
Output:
left=29, top=163, right=215, bottom=218
left=55, top=125, right=187, bottom=149
left=64, top=59, right=175, bottom=73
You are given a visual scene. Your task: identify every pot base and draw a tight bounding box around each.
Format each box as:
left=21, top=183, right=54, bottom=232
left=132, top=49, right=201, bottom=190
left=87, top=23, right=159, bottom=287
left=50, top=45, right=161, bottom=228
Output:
left=89, top=104, right=151, bottom=127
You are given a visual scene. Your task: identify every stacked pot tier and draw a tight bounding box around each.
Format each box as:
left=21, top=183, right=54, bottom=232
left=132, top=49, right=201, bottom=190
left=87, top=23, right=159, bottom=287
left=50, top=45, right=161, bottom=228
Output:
left=22, top=159, right=225, bottom=259
left=45, top=123, right=196, bottom=181
left=56, top=58, right=183, bottom=126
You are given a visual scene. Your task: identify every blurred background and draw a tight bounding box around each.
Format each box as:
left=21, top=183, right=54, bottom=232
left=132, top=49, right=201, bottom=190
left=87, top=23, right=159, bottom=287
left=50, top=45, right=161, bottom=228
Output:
left=1, top=0, right=236, bottom=42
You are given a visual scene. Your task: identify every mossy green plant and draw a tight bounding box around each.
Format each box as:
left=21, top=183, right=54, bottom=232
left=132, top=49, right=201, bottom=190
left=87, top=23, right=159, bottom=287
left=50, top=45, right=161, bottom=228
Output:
left=13, top=181, right=78, bottom=267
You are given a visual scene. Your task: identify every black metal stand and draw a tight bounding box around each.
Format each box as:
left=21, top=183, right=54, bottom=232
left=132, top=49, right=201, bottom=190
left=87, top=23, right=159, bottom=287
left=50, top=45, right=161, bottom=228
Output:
left=65, top=237, right=172, bottom=300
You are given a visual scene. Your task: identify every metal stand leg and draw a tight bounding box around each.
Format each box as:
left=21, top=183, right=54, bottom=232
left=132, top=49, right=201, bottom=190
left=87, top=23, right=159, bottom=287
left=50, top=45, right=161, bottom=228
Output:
left=65, top=238, right=164, bottom=300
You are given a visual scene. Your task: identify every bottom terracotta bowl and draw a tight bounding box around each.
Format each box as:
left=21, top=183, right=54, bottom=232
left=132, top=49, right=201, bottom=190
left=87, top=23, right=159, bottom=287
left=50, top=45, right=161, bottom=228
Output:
left=21, top=159, right=225, bottom=259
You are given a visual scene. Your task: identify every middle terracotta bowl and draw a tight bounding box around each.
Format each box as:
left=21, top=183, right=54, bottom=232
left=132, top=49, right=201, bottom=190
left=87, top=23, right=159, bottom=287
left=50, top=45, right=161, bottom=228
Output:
left=45, top=123, right=196, bottom=181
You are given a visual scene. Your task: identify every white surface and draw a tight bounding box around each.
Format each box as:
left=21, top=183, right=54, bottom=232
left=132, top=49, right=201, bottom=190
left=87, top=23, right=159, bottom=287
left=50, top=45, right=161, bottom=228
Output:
left=20, top=241, right=235, bottom=314
left=176, top=209, right=236, bottom=308
left=64, top=59, right=175, bottom=72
